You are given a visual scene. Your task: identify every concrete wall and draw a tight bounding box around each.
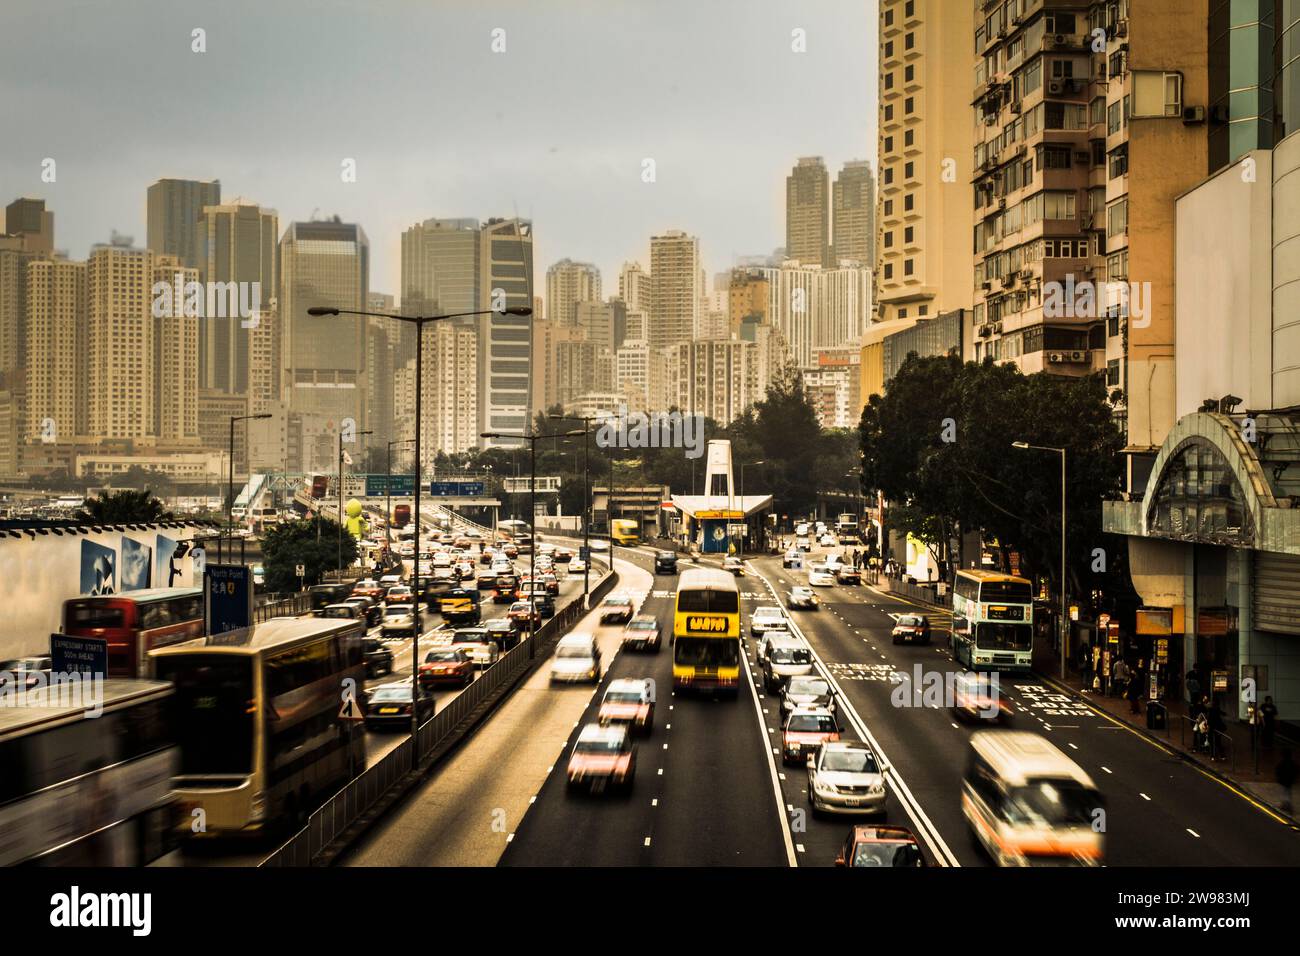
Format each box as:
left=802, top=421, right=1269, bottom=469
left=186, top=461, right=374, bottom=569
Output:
left=0, top=524, right=204, bottom=659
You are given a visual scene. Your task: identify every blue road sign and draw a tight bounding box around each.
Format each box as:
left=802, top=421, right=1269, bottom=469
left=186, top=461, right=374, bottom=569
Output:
left=429, top=480, right=485, bottom=497
left=50, top=633, right=107, bottom=677
left=205, top=564, right=254, bottom=635
left=365, top=474, right=417, bottom=497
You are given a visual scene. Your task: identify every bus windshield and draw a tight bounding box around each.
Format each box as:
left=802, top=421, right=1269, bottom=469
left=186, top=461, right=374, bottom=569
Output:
left=975, top=622, right=1032, bottom=651
left=153, top=655, right=254, bottom=775
left=677, top=590, right=739, bottom=614
left=674, top=637, right=740, bottom=668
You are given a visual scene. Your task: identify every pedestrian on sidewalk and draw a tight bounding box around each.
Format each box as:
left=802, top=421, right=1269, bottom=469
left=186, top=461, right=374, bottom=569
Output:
left=1277, top=749, right=1296, bottom=814
left=1185, top=669, right=1201, bottom=709
left=1078, top=640, right=1093, bottom=690
left=1126, top=665, right=1143, bottom=715
left=1112, top=657, right=1131, bottom=699
left=1262, top=695, right=1279, bottom=749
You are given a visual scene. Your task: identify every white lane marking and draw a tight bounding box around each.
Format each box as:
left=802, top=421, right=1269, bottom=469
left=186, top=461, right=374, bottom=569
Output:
left=744, top=560, right=961, bottom=868
left=657, top=768, right=664, bottom=776
left=738, top=630, right=800, bottom=868
left=1140, top=793, right=1151, bottom=801
left=651, top=799, right=658, bottom=807
left=1067, top=742, right=1079, bottom=750
left=644, top=837, right=652, bottom=847
left=1100, top=766, right=1112, bottom=774
left=1187, top=828, right=1201, bottom=838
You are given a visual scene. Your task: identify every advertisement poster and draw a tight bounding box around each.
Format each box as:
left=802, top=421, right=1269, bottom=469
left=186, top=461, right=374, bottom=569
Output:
left=78, top=540, right=116, bottom=595
left=155, top=534, right=178, bottom=587
left=121, top=536, right=152, bottom=590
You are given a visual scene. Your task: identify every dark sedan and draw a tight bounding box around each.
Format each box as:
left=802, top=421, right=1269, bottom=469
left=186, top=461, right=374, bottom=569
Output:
left=365, top=682, right=436, bottom=730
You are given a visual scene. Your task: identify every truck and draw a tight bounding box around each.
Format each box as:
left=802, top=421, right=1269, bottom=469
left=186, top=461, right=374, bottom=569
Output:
left=610, top=518, right=640, bottom=547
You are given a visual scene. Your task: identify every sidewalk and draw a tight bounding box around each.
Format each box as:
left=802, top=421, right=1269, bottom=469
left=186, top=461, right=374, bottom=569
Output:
left=874, top=576, right=1300, bottom=824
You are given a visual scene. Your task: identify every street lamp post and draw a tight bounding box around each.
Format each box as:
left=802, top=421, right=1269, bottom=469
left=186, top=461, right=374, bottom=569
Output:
left=739, top=460, right=766, bottom=558
left=1012, top=441, right=1067, bottom=680
left=482, top=428, right=584, bottom=654
left=227, top=413, right=272, bottom=558
left=310, top=303, right=532, bottom=753
left=338, top=428, right=373, bottom=573
left=550, top=413, right=595, bottom=603
left=386, top=438, right=416, bottom=554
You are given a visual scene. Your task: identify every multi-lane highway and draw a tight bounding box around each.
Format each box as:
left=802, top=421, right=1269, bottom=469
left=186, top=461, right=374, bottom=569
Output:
left=342, top=540, right=1300, bottom=868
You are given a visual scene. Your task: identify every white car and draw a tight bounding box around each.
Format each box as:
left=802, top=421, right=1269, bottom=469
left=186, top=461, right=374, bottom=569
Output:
left=381, top=604, right=417, bottom=637
left=589, top=539, right=610, bottom=551
left=819, top=533, right=837, bottom=547
left=550, top=632, right=602, bottom=684
left=807, top=741, right=888, bottom=816
left=569, top=558, right=587, bottom=573
left=788, top=586, right=819, bottom=610
left=750, top=605, right=789, bottom=637
left=808, top=564, right=835, bottom=587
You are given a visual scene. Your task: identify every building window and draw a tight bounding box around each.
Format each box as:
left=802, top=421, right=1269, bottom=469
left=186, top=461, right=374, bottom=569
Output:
left=1146, top=441, right=1253, bottom=545
left=884, top=72, right=894, bottom=90
left=884, top=199, right=894, bottom=216
left=884, top=40, right=894, bottom=58
left=898, top=307, right=907, bottom=318
left=904, top=161, right=914, bottom=178
left=918, top=304, right=927, bottom=316
left=905, top=0, right=914, bottom=15
left=884, top=231, right=894, bottom=248
left=1132, top=71, right=1183, bottom=118
left=884, top=104, right=894, bottom=121
left=884, top=8, right=893, bottom=26
left=905, top=32, right=914, bottom=50
left=1040, top=145, right=1072, bottom=169
left=884, top=264, right=893, bottom=280
left=904, top=129, right=914, bottom=146
left=904, top=226, right=914, bottom=243
left=884, top=136, right=894, bottom=153
left=904, top=259, right=914, bottom=276
left=904, top=193, right=914, bottom=211
left=905, top=96, right=914, bottom=115
left=1107, top=100, right=1122, bottom=135
left=905, top=64, right=915, bottom=82
left=1107, top=199, right=1128, bottom=238
left=1108, top=143, right=1128, bottom=178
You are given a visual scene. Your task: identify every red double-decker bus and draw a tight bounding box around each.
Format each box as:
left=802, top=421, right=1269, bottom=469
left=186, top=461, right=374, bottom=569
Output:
left=62, top=587, right=204, bottom=677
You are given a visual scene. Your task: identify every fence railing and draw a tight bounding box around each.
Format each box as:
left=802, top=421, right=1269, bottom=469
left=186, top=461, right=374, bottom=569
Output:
left=884, top=574, right=945, bottom=608
left=253, top=593, right=311, bottom=622
left=261, top=565, right=618, bottom=867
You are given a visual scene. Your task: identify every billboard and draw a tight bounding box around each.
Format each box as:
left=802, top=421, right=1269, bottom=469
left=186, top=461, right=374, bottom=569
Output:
left=121, top=537, right=152, bottom=590
left=79, top=540, right=116, bottom=595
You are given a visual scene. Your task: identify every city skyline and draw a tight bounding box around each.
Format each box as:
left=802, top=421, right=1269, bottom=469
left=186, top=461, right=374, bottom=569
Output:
left=0, top=0, right=877, bottom=297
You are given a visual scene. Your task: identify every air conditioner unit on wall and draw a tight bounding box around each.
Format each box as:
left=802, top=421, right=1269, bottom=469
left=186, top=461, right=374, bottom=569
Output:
left=1048, top=80, right=1066, bottom=95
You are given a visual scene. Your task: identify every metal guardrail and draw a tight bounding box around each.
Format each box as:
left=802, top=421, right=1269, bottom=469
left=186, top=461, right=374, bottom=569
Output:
left=883, top=575, right=945, bottom=607
left=253, top=593, right=311, bottom=622
left=261, top=565, right=618, bottom=867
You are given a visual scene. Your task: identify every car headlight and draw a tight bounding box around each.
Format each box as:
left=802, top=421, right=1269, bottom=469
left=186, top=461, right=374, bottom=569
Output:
left=870, top=783, right=885, bottom=794
left=815, top=780, right=838, bottom=795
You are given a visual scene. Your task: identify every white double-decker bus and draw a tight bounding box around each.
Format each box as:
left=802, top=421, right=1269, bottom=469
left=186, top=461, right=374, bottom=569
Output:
left=951, top=570, right=1034, bottom=672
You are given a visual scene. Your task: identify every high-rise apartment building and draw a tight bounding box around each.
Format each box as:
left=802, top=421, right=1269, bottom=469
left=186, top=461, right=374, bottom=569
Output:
left=279, top=218, right=369, bottom=467
left=619, top=261, right=651, bottom=313
left=877, top=0, right=975, bottom=323
left=87, top=240, right=153, bottom=440
left=1208, top=0, right=1275, bottom=171
left=23, top=257, right=86, bottom=442
left=401, top=217, right=481, bottom=317
left=786, top=157, right=831, bottom=268
left=761, top=261, right=872, bottom=367
left=832, top=160, right=877, bottom=266
left=421, top=322, right=479, bottom=463
left=665, top=338, right=764, bottom=426
left=727, top=269, right=770, bottom=335
left=576, top=299, right=627, bottom=353
left=546, top=258, right=601, bottom=327
left=970, top=0, right=1208, bottom=495
left=151, top=255, right=200, bottom=443
left=196, top=199, right=278, bottom=398
left=648, top=231, right=701, bottom=348
left=147, top=178, right=220, bottom=270
left=0, top=244, right=40, bottom=384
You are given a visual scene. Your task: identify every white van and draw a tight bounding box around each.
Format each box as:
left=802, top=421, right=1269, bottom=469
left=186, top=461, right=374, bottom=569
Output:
left=962, top=731, right=1104, bottom=867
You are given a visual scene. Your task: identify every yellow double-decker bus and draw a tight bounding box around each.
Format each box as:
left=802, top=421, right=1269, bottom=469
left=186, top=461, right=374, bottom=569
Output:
left=673, top=568, right=741, bottom=697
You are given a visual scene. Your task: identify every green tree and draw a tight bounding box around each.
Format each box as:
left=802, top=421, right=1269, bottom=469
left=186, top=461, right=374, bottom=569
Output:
left=77, top=488, right=173, bottom=524
left=748, top=365, right=832, bottom=517
left=261, top=516, right=357, bottom=592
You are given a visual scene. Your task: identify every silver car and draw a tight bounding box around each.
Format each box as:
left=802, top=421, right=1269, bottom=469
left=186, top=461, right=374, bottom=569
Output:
left=807, top=740, right=888, bottom=816
left=550, top=632, right=602, bottom=684
left=381, top=603, right=417, bottom=638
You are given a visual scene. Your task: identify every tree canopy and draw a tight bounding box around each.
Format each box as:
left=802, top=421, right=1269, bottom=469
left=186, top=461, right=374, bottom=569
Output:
left=77, top=488, right=173, bottom=524
left=859, top=353, right=1123, bottom=595
left=262, top=516, right=357, bottom=592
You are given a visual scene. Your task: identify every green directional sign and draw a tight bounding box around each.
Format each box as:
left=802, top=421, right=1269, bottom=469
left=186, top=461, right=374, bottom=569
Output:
left=365, top=474, right=417, bottom=496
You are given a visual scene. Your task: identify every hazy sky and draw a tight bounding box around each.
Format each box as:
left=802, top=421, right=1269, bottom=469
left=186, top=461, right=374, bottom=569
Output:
left=1, top=0, right=877, bottom=301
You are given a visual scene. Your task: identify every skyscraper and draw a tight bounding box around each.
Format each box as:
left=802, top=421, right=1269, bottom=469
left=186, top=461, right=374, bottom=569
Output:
left=648, top=230, right=701, bottom=348
left=877, top=0, right=974, bottom=323
left=832, top=160, right=876, bottom=266
left=618, top=261, right=651, bottom=313
left=3, top=198, right=54, bottom=255
left=147, top=178, right=220, bottom=270
left=196, top=199, right=277, bottom=397
left=786, top=157, right=831, bottom=267
left=279, top=218, right=369, bottom=467
left=478, top=218, right=534, bottom=445
left=87, top=240, right=153, bottom=439
left=151, top=255, right=200, bottom=443
left=546, top=258, right=601, bottom=327
left=23, top=257, right=86, bottom=442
